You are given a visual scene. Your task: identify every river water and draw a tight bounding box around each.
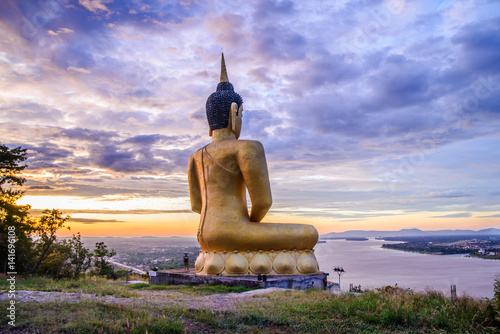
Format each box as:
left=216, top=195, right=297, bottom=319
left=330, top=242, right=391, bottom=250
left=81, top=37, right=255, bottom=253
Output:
left=315, top=239, right=500, bottom=299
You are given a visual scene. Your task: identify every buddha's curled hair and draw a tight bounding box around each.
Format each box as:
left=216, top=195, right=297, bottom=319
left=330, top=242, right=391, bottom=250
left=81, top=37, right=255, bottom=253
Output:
left=206, top=82, right=243, bottom=131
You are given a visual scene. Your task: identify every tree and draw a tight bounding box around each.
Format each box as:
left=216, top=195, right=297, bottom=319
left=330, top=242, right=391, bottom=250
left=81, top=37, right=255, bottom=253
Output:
left=1, top=144, right=115, bottom=279
left=0, top=144, right=28, bottom=197
left=66, top=232, right=92, bottom=278
left=93, top=242, right=116, bottom=278
left=30, top=209, right=70, bottom=275
left=0, top=144, right=33, bottom=274
left=38, top=242, right=72, bottom=279
left=38, top=232, right=92, bottom=279
left=495, top=275, right=500, bottom=323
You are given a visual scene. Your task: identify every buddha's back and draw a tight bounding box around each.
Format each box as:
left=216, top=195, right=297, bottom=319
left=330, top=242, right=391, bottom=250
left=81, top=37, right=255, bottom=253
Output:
left=189, top=139, right=274, bottom=251
left=189, top=54, right=320, bottom=275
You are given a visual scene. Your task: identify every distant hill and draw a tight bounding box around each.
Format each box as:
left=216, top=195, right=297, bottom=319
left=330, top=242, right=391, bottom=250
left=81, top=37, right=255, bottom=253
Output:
left=320, top=228, right=500, bottom=239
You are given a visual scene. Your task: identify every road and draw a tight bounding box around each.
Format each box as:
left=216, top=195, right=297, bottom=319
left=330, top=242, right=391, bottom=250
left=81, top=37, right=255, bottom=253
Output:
left=109, top=261, right=148, bottom=275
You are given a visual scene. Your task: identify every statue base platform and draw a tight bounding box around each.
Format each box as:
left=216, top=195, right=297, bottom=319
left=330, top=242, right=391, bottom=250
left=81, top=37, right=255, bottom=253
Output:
left=149, top=268, right=329, bottom=290
left=194, top=249, right=319, bottom=276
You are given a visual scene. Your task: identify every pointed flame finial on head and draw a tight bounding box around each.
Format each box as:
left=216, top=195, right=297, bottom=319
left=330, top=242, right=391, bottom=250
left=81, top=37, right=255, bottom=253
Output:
left=206, top=52, right=242, bottom=133
left=220, top=52, right=229, bottom=83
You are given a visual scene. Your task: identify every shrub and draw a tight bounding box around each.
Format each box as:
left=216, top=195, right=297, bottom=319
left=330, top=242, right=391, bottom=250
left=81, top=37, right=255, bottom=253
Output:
left=491, top=275, right=500, bottom=326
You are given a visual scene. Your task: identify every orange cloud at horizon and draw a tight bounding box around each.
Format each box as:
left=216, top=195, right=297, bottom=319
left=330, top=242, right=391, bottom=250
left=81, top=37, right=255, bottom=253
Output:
left=58, top=213, right=200, bottom=238
left=51, top=210, right=500, bottom=238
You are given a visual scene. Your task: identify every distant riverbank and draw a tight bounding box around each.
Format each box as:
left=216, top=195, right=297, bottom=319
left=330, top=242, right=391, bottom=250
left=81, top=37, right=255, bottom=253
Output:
left=380, top=236, right=500, bottom=260
left=381, top=244, right=500, bottom=260
left=320, top=237, right=369, bottom=241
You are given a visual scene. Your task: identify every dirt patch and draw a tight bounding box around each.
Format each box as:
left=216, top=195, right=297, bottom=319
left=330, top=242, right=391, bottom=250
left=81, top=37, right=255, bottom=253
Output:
left=0, top=287, right=281, bottom=311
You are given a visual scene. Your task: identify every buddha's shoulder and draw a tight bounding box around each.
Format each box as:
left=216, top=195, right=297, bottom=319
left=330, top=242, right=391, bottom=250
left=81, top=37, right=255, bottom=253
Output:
left=228, top=140, right=264, bottom=155
left=232, top=140, right=266, bottom=159
left=209, top=139, right=264, bottom=150
left=189, top=140, right=265, bottom=160
left=234, top=139, right=264, bottom=149
left=189, top=147, right=203, bottom=161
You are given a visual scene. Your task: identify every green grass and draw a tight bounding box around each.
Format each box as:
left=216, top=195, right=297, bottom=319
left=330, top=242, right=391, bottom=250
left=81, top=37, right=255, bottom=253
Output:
left=0, top=275, right=256, bottom=297
left=0, top=300, right=184, bottom=334
left=224, top=288, right=497, bottom=333
left=128, top=282, right=258, bottom=295
left=0, top=276, right=138, bottom=298
left=1, top=275, right=498, bottom=333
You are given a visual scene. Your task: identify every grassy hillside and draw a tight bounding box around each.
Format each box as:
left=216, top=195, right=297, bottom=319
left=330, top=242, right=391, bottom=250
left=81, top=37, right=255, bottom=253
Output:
left=1, top=276, right=499, bottom=333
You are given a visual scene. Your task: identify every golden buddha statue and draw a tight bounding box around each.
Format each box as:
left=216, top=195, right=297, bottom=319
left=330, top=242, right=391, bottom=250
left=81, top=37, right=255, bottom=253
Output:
left=188, top=54, right=319, bottom=275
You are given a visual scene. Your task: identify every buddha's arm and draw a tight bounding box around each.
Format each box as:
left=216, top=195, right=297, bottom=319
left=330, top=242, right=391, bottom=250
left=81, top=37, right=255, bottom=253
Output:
left=238, top=141, right=272, bottom=222
left=188, top=154, right=202, bottom=214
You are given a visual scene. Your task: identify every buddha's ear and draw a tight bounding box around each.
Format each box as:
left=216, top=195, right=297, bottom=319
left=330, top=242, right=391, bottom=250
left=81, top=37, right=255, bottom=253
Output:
left=228, top=102, right=236, bottom=131
left=230, top=102, right=242, bottom=139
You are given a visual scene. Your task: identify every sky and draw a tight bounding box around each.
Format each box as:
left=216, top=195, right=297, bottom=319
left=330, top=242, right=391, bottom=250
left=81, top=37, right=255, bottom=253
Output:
left=1, top=0, right=499, bottom=237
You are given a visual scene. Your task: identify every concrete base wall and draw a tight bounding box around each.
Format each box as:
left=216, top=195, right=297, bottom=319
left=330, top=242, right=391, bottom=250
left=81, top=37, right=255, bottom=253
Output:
left=149, top=269, right=329, bottom=290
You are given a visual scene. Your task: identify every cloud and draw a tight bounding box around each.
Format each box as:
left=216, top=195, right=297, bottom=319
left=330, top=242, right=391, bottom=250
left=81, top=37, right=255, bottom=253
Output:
left=0, top=103, right=64, bottom=123
left=48, top=27, right=74, bottom=35
left=30, top=209, right=192, bottom=215
left=270, top=209, right=398, bottom=220
left=243, top=108, right=284, bottom=140
left=254, top=0, right=295, bottom=18
left=451, top=16, right=500, bottom=74
left=189, top=108, right=206, bottom=122
left=122, top=134, right=168, bottom=145
left=52, top=35, right=98, bottom=70
left=78, top=0, right=113, bottom=13
left=69, top=218, right=125, bottom=224
left=404, top=36, right=448, bottom=60
left=367, top=54, right=433, bottom=109
left=429, top=190, right=472, bottom=198
left=88, top=144, right=139, bottom=172
left=478, top=214, right=500, bottom=218
left=61, top=128, right=117, bottom=142
left=67, top=66, right=91, bottom=74
left=431, top=213, right=472, bottom=218
left=205, top=13, right=247, bottom=47
left=25, top=180, right=140, bottom=198
left=248, top=67, right=274, bottom=84
left=16, top=122, right=196, bottom=180
left=254, top=24, right=307, bottom=61
left=28, top=185, right=55, bottom=190
left=27, top=143, right=74, bottom=169
left=295, top=53, right=362, bottom=89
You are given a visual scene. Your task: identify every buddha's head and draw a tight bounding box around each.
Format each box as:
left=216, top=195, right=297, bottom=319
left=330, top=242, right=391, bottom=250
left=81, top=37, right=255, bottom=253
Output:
left=206, top=53, right=243, bottom=139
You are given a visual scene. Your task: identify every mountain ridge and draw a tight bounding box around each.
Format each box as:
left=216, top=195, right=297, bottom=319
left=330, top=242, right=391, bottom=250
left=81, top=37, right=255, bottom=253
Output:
left=320, top=228, right=500, bottom=239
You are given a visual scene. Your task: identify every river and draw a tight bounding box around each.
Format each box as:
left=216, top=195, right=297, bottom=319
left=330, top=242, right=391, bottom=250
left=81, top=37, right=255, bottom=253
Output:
left=315, top=239, right=500, bottom=298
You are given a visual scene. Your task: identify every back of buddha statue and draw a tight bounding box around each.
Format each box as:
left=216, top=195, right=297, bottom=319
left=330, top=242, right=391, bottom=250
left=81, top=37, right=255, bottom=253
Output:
left=189, top=54, right=319, bottom=273
left=189, top=139, right=272, bottom=221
